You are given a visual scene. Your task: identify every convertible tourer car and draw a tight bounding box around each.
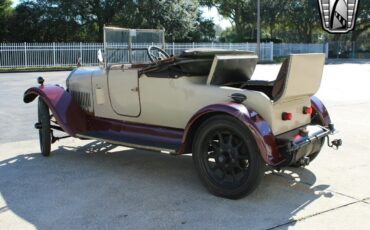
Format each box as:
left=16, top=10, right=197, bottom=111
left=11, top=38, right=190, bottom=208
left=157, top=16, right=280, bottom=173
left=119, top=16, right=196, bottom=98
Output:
left=24, top=27, right=342, bottom=198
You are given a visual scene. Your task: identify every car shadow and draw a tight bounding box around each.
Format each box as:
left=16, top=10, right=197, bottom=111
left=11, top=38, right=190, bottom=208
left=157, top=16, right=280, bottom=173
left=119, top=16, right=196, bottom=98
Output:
left=0, top=141, right=335, bottom=230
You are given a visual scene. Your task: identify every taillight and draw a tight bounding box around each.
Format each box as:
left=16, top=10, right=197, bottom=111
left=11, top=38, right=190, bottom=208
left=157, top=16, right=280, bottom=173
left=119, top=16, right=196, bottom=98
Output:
left=303, top=106, right=313, bottom=114
left=282, top=112, right=293, bottom=121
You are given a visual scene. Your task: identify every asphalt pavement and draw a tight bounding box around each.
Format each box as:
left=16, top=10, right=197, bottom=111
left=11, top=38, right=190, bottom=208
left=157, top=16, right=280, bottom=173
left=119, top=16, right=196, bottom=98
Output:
left=0, top=62, right=370, bottom=229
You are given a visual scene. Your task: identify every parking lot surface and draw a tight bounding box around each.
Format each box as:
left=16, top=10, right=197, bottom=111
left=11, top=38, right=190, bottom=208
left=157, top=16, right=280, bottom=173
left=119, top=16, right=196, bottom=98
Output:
left=0, top=62, right=370, bottom=229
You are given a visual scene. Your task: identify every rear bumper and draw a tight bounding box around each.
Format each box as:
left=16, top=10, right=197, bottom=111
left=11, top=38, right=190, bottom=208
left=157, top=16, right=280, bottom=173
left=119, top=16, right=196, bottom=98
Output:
left=276, top=124, right=335, bottom=166
left=289, top=125, right=331, bottom=152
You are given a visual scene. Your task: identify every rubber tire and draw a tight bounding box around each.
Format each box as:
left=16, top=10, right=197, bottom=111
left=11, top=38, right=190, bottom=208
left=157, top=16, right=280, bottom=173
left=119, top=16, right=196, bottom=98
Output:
left=38, top=98, right=51, bottom=157
left=192, top=115, right=264, bottom=199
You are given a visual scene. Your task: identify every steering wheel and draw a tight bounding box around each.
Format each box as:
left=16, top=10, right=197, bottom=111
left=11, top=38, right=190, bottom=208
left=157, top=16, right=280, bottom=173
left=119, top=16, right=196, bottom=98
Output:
left=147, top=46, right=170, bottom=62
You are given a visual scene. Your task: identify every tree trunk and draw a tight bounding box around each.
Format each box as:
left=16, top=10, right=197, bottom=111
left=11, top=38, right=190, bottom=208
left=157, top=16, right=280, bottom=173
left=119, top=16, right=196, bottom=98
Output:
left=269, top=22, right=274, bottom=39
left=98, top=22, right=104, bottom=42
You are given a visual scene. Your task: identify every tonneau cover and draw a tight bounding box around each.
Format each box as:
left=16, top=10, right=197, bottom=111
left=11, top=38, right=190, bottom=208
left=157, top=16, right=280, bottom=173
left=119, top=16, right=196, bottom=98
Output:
left=179, top=48, right=255, bottom=59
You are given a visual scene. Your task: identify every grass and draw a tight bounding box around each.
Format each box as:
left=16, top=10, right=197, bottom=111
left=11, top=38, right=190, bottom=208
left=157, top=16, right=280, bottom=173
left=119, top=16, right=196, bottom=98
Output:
left=0, top=66, right=77, bottom=73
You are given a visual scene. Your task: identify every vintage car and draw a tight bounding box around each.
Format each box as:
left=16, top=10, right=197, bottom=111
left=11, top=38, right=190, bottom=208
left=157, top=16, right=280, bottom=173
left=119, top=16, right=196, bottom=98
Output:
left=24, top=27, right=342, bottom=199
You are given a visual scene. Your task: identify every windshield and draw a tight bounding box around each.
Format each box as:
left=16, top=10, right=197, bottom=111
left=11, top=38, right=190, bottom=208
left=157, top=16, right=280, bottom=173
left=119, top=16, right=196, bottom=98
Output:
left=104, top=27, right=165, bottom=66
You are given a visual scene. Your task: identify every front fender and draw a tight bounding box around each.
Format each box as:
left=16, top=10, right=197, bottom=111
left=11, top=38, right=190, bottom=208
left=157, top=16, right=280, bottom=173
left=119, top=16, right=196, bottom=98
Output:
left=180, top=103, right=284, bottom=166
left=23, top=85, right=87, bottom=136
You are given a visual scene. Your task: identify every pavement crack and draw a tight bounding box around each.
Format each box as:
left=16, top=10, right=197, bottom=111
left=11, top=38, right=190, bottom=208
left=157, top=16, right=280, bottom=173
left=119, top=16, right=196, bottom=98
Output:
left=0, top=206, right=9, bottom=214
left=264, top=199, right=367, bottom=230
left=361, top=198, right=370, bottom=204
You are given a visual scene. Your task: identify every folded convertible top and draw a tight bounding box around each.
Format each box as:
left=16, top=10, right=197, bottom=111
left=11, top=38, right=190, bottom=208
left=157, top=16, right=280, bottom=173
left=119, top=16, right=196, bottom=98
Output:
left=179, top=48, right=255, bottom=59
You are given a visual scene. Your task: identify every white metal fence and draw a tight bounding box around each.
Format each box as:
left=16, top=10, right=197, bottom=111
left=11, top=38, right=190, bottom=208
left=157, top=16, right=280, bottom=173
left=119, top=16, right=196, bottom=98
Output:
left=273, top=43, right=328, bottom=57
left=0, top=42, right=328, bottom=68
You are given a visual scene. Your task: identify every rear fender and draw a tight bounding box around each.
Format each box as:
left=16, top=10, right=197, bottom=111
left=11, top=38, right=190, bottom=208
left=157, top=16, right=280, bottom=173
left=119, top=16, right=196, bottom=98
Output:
left=180, top=103, right=284, bottom=166
left=311, top=96, right=331, bottom=126
left=23, top=85, right=87, bottom=136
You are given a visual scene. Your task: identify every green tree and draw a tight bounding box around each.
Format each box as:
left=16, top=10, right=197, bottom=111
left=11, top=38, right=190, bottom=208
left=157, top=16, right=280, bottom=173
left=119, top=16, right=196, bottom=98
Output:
left=8, top=2, right=42, bottom=42
left=0, top=0, right=13, bottom=41
left=204, top=0, right=292, bottom=42
left=8, top=0, right=204, bottom=42
left=282, top=0, right=321, bottom=43
left=219, top=27, right=238, bottom=42
left=351, top=0, right=370, bottom=42
left=202, top=0, right=257, bottom=42
left=66, top=0, right=200, bottom=41
left=129, top=0, right=199, bottom=41
left=179, top=12, right=216, bottom=42
left=261, top=0, right=287, bottom=39
left=71, top=0, right=134, bottom=41
left=9, top=0, right=89, bottom=42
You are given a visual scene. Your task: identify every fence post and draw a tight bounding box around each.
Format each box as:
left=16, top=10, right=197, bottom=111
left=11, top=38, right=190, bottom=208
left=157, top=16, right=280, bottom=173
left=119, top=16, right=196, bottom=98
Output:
left=192, top=42, right=195, bottom=48
left=352, top=41, right=355, bottom=59
left=24, top=42, right=28, bottom=68
left=53, top=42, right=56, bottom=66
left=324, top=42, right=329, bottom=59
left=270, top=41, right=274, bottom=62
left=172, top=42, right=175, bottom=55
left=80, top=42, right=83, bottom=64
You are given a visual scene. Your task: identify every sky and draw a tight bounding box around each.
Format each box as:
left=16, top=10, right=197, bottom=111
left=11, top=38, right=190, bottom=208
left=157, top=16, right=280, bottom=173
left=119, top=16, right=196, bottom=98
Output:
left=11, top=1, right=232, bottom=29
left=201, top=7, right=232, bottom=29
left=12, top=0, right=19, bottom=7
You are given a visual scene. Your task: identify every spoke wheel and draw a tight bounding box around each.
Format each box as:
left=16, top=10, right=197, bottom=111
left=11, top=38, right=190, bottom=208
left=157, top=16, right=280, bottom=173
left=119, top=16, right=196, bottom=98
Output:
left=193, top=115, right=264, bottom=199
left=38, top=98, right=51, bottom=157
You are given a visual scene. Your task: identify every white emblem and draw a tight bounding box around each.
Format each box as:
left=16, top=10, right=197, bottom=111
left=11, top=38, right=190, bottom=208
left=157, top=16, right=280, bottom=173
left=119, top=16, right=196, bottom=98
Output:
left=317, top=0, right=359, bottom=33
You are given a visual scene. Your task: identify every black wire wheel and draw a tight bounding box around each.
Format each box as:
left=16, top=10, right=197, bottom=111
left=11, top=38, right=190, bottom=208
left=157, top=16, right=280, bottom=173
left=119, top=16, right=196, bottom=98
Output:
left=192, top=115, right=264, bottom=199
left=38, top=98, right=51, bottom=157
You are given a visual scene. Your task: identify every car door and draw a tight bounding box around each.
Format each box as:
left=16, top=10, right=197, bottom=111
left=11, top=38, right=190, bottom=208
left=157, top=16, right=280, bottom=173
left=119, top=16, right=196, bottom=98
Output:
left=107, top=68, right=141, bottom=117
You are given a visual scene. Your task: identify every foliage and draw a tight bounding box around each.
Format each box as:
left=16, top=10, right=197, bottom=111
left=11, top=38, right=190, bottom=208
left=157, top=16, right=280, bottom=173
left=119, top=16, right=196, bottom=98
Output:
left=219, top=27, right=238, bottom=42
left=208, top=0, right=369, bottom=44
left=5, top=0, right=215, bottom=42
left=260, top=0, right=287, bottom=39
left=351, top=0, right=370, bottom=41
left=2, top=0, right=369, bottom=44
left=0, top=0, right=13, bottom=41
left=283, top=0, right=321, bottom=43
left=210, top=0, right=322, bottom=42
left=207, top=0, right=257, bottom=42
left=181, top=12, right=216, bottom=42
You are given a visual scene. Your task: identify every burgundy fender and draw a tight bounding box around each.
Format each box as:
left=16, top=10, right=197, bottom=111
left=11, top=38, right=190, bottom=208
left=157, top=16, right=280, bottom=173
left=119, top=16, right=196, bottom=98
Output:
left=23, top=85, right=87, bottom=136
left=311, top=96, right=331, bottom=126
left=179, top=103, right=285, bottom=166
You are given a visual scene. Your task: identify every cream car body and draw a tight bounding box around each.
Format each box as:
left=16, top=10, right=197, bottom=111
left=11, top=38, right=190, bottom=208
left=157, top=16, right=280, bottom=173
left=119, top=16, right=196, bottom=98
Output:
left=24, top=27, right=341, bottom=199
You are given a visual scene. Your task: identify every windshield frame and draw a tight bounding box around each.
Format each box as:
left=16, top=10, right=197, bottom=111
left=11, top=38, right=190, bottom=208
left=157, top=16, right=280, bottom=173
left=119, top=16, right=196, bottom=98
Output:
left=103, top=26, right=166, bottom=67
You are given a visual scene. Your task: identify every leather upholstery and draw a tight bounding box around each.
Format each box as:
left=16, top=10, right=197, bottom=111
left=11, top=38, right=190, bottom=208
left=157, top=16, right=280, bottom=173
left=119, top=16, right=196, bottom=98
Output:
left=271, top=59, right=290, bottom=101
